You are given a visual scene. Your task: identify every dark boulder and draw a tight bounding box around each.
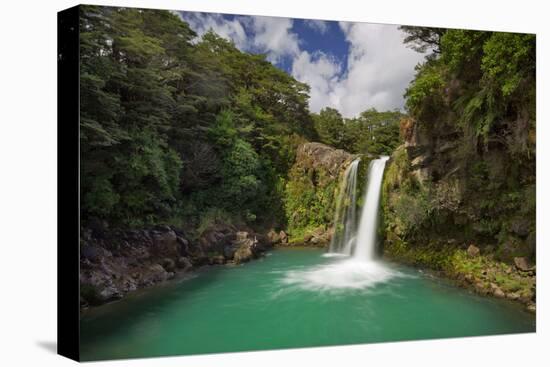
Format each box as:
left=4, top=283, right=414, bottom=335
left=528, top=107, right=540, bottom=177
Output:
left=176, top=236, right=190, bottom=255
left=150, top=229, right=179, bottom=258
left=223, top=245, right=237, bottom=260
left=176, top=257, right=193, bottom=271
left=161, top=258, right=176, bottom=272
left=510, top=218, right=530, bottom=238
left=81, top=245, right=102, bottom=263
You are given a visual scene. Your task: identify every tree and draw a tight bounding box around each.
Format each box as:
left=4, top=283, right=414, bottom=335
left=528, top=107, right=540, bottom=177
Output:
left=399, top=26, right=446, bottom=55
left=79, top=5, right=316, bottom=228
left=312, top=107, right=346, bottom=148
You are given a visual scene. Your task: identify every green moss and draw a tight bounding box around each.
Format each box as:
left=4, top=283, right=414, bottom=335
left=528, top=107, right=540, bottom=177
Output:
left=286, top=225, right=325, bottom=245
left=284, top=169, right=337, bottom=232
left=384, top=239, right=535, bottom=302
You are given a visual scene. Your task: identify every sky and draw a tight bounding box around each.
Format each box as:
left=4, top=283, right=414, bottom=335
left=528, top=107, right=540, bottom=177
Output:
left=178, top=11, right=427, bottom=118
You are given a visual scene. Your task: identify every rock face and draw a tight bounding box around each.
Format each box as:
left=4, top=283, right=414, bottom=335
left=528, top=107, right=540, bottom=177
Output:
left=383, top=113, right=535, bottom=263
left=514, top=257, right=534, bottom=272
left=284, top=142, right=361, bottom=246
left=467, top=245, right=480, bottom=258
left=295, top=143, right=357, bottom=179
left=80, top=224, right=271, bottom=307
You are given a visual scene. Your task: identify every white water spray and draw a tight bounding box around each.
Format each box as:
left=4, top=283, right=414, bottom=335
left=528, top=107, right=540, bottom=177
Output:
left=283, top=156, right=398, bottom=292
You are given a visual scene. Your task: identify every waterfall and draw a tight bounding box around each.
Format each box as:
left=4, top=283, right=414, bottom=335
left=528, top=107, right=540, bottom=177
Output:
left=353, top=156, right=389, bottom=261
left=327, top=156, right=389, bottom=261
left=328, top=158, right=360, bottom=255
left=285, top=155, right=396, bottom=292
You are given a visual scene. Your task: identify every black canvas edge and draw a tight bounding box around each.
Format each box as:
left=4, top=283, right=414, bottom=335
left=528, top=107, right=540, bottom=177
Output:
left=57, top=4, right=80, bottom=362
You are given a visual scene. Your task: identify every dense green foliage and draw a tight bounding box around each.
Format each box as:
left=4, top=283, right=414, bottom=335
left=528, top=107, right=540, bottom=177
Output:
left=80, top=5, right=408, bottom=233
left=79, top=6, right=315, bottom=229
left=284, top=165, right=338, bottom=238
left=384, top=27, right=536, bottom=264
left=313, top=107, right=404, bottom=156
left=405, top=29, right=535, bottom=153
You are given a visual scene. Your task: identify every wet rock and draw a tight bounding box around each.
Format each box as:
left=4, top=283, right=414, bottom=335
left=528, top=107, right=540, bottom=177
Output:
left=161, top=258, right=176, bottom=272
left=235, top=231, right=248, bottom=242
left=526, top=303, right=536, bottom=314
left=467, top=244, right=480, bottom=257
left=210, top=255, right=225, bottom=265
left=234, top=243, right=254, bottom=264
left=189, top=249, right=209, bottom=266
left=279, top=230, right=288, bottom=244
left=176, top=236, right=189, bottom=254
left=81, top=245, right=102, bottom=263
left=223, top=245, right=237, bottom=260
left=266, top=229, right=281, bottom=245
left=151, top=229, right=179, bottom=258
left=493, top=288, right=505, bottom=298
left=176, top=257, right=193, bottom=271
left=506, top=292, right=520, bottom=301
left=474, top=281, right=487, bottom=294
left=98, top=284, right=123, bottom=302
left=142, top=264, right=169, bottom=285
left=519, top=290, right=534, bottom=305
left=312, top=227, right=332, bottom=246
left=514, top=257, right=533, bottom=272
left=199, top=225, right=237, bottom=254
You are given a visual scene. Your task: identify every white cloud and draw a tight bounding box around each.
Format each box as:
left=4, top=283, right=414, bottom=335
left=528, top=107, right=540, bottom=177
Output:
left=180, top=12, right=248, bottom=49
left=304, top=19, right=329, bottom=34
left=178, top=13, right=425, bottom=117
left=241, top=16, right=300, bottom=63
left=180, top=13, right=300, bottom=63
left=291, top=51, right=341, bottom=112
left=329, top=22, right=426, bottom=116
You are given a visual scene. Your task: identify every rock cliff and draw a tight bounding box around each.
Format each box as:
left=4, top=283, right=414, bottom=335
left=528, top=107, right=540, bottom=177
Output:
left=283, top=142, right=361, bottom=246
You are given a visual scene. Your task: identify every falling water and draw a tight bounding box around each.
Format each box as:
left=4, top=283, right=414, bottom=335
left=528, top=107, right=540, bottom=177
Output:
left=354, top=156, right=390, bottom=261
left=286, top=156, right=395, bottom=291
left=328, top=159, right=360, bottom=255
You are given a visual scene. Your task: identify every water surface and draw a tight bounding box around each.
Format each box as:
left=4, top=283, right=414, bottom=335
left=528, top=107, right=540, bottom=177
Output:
left=80, top=248, right=535, bottom=361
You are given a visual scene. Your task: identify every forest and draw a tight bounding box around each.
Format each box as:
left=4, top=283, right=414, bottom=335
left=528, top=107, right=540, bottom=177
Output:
left=80, top=5, right=403, bottom=234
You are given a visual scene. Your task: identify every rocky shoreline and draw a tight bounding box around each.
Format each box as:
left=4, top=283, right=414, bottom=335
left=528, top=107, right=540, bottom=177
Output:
left=80, top=223, right=282, bottom=309
left=383, top=241, right=536, bottom=313
left=80, top=215, right=535, bottom=315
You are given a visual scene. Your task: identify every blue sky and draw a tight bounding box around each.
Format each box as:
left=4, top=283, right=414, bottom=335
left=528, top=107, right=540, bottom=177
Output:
left=178, top=11, right=426, bottom=118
